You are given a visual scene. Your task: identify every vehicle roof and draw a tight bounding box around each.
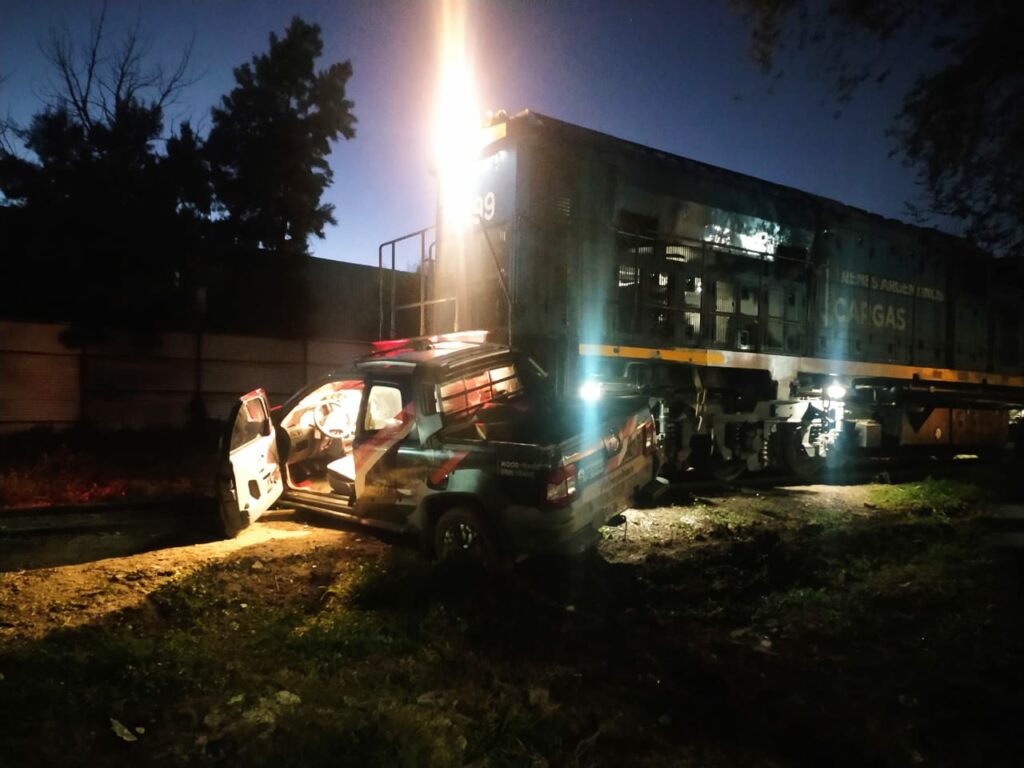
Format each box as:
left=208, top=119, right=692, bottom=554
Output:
left=355, top=340, right=513, bottom=380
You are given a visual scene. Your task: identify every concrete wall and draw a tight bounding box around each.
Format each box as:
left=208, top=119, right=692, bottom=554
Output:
left=0, top=321, right=370, bottom=433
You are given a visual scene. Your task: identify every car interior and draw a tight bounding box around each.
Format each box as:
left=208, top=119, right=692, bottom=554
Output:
left=277, top=379, right=408, bottom=503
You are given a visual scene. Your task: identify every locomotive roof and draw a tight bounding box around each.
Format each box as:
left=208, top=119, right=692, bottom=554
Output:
left=491, top=109, right=986, bottom=257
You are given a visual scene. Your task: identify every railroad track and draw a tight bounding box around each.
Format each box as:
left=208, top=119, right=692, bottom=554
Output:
left=0, top=496, right=218, bottom=571
left=0, top=456, right=1012, bottom=570
left=662, top=454, right=997, bottom=496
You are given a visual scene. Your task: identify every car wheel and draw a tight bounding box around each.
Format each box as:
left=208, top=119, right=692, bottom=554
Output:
left=432, top=507, right=496, bottom=566
left=219, top=498, right=251, bottom=538
left=217, top=472, right=251, bottom=538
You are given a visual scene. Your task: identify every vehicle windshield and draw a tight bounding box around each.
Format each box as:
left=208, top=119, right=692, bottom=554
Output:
left=280, top=379, right=364, bottom=431
left=438, top=364, right=522, bottom=422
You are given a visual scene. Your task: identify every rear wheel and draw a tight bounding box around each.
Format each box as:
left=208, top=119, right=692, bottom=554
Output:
left=432, top=507, right=497, bottom=566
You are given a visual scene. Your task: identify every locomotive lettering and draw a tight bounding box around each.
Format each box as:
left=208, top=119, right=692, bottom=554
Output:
left=472, top=190, right=496, bottom=222
left=839, top=270, right=945, bottom=302
left=833, top=297, right=907, bottom=330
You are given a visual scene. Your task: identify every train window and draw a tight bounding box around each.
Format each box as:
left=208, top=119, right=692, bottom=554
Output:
left=684, top=277, right=702, bottom=307
left=785, top=328, right=803, bottom=353
left=649, top=310, right=673, bottom=338
left=614, top=264, right=639, bottom=334
left=683, top=312, right=701, bottom=342
left=715, top=316, right=731, bottom=344
left=617, top=264, right=639, bottom=287
left=665, top=244, right=695, bottom=263
left=765, top=320, right=783, bottom=350
left=785, top=290, right=802, bottom=322
left=647, top=271, right=671, bottom=306
left=615, top=304, right=635, bottom=335
left=768, top=288, right=784, bottom=318
left=737, top=319, right=759, bottom=350
left=715, top=282, right=735, bottom=313
left=740, top=286, right=759, bottom=316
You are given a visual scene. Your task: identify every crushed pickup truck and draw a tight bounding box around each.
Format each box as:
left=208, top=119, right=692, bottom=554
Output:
left=218, top=335, right=664, bottom=560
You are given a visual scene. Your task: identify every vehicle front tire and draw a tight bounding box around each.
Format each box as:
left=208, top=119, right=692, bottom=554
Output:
left=432, top=506, right=497, bottom=566
left=219, top=500, right=251, bottom=538
left=217, top=470, right=251, bottom=538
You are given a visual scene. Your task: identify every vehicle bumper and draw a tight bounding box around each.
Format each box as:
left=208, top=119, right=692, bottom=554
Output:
left=499, top=454, right=655, bottom=555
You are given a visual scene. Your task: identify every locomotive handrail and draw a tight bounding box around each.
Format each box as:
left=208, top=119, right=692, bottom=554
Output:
left=377, top=226, right=435, bottom=339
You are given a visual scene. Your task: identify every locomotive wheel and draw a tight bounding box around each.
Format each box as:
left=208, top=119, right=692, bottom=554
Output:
left=780, top=424, right=824, bottom=479
left=689, top=435, right=746, bottom=482
left=709, top=455, right=746, bottom=482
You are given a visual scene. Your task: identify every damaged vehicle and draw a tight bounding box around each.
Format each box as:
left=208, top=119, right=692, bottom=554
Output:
left=218, top=335, right=663, bottom=561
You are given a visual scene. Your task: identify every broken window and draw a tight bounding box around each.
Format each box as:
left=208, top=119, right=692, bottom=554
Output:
left=439, top=366, right=522, bottom=421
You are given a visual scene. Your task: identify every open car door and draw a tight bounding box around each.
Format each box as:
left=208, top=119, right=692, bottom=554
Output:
left=218, top=388, right=284, bottom=537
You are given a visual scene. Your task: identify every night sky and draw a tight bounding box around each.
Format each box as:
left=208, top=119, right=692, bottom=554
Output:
left=1, top=0, right=931, bottom=269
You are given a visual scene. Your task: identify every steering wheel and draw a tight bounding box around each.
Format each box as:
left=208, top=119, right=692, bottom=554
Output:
left=313, top=400, right=353, bottom=440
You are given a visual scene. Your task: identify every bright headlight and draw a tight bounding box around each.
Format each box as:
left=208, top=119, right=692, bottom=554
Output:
left=578, top=380, right=604, bottom=402
left=826, top=382, right=847, bottom=400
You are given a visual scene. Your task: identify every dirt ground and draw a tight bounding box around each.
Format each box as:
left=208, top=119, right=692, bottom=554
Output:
left=2, top=478, right=1023, bottom=767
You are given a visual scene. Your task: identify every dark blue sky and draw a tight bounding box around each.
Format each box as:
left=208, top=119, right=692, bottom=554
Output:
left=1, top=0, right=930, bottom=268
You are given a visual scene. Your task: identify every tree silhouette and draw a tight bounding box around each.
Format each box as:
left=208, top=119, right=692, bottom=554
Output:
left=733, top=0, right=1024, bottom=256
left=0, top=10, right=200, bottom=342
left=206, top=17, right=356, bottom=258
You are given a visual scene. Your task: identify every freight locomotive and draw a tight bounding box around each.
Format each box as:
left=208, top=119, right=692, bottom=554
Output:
left=384, top=110, right=1024, bottom=478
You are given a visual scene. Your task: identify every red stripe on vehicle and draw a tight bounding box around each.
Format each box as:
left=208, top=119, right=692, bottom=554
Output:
left=352, top=403, right=417, bottom=494
left=429, top=450, right=470, bottom=485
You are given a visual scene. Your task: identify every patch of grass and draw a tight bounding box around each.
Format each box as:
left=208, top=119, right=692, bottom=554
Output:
left=861, top=540, right=981, bottom=598
left=0, top=553, right=573, bottom=768
left=703, top=505, right=762, bottom=528
left=806, top=505, right=856, bottom=529
left=867, top=477, right=989, bottom=518
left=756, top=586, right=850, bottom=632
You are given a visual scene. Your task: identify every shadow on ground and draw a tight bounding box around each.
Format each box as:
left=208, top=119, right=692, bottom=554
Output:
left=2, top=500, right=1023, bottom=767
left=0, top=500, right=223, bottom=571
